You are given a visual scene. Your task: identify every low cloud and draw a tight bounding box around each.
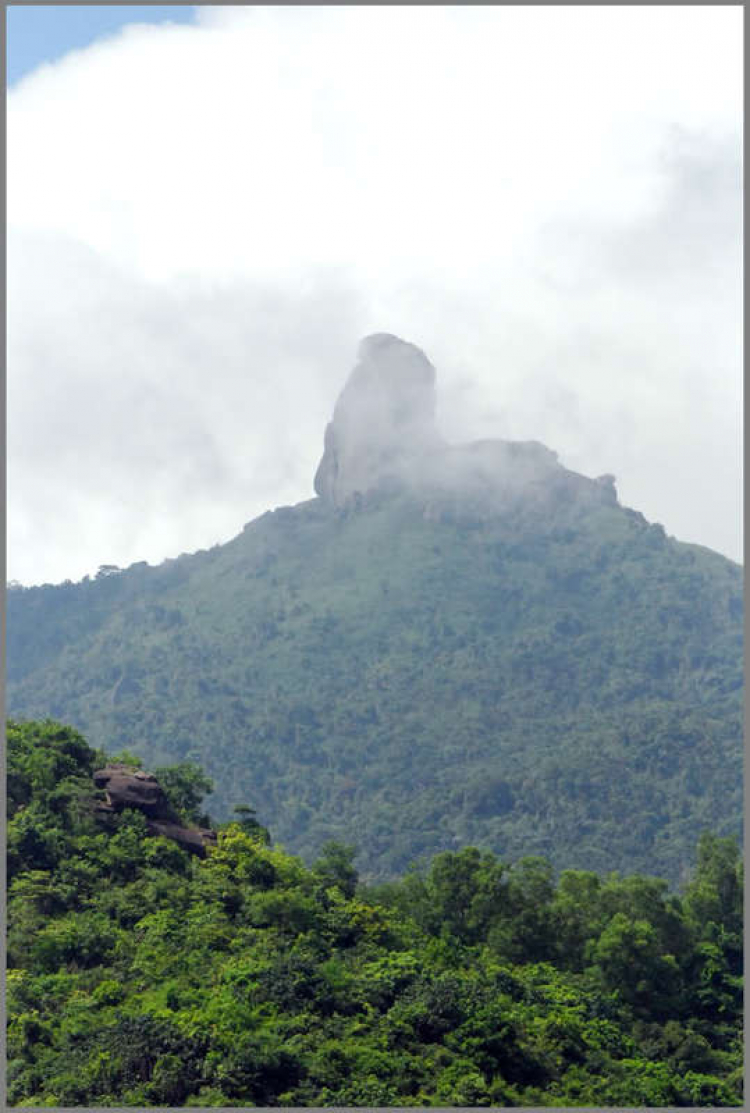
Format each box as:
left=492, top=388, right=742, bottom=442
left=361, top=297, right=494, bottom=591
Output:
left=9, top=230, right=367, bottom=581
left=8, top=7, right=742, bottom=583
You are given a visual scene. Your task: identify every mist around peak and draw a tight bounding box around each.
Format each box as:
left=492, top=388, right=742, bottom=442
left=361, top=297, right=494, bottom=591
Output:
left=314, top=335, right=620, bottom=517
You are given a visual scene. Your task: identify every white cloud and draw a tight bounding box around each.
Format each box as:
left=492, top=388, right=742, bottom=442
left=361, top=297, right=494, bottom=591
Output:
left=8, top=6, right=742, bottom=583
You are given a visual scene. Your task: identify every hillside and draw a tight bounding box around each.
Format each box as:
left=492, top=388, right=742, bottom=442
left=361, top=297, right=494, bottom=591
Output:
left=7, top=335, right=743, bottom=883
left=7, top=721, right=744, bottom=1107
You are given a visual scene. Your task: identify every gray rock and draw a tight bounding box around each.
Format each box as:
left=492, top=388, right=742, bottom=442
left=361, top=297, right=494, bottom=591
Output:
left=314, top=333, right=445, bottom=507
left=93, top=763, right=217, bottom=857
left=145, top=819, right=217, bottom=858
left=93, top=764, right=177, bottom=820
left=314, top=334, right=620, bottom=514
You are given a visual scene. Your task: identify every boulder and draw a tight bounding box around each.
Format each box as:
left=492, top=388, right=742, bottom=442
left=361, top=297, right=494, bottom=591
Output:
left=93, top=763, right=217, bottom=857
left=93, top=764, right=177, bottom=821
left=145, top=819, right=217, bottom=858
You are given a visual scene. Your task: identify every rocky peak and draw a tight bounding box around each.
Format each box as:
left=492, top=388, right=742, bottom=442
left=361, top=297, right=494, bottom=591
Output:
left=314, top=334, right=444, bottom=507
left=314, top=334, right=619, bottom=514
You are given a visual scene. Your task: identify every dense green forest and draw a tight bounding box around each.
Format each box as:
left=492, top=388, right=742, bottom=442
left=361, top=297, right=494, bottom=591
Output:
left=7, top=485, right=743, bottom=884
left=7, top=720, right=743, bottom=1106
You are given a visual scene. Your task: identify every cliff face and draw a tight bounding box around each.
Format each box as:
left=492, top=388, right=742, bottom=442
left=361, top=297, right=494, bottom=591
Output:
left=314, top=333, right=618, bottom=514
left=313, top=333, right=444, bottom=506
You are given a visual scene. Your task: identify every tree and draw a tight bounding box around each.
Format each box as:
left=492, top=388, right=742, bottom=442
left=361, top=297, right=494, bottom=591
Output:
left=312, top=841, right=359, bottom=899
left=232, top=804, right=271, bottom=844
left=683, top=833, right=743, bottom=952
left=588, top=913, right=681, bottom=1018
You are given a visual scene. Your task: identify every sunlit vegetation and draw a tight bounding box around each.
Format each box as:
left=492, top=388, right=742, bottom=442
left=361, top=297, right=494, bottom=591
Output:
left=7, top=720, right=743, bottom=1107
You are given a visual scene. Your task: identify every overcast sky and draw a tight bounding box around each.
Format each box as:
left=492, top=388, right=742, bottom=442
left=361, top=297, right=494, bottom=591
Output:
left=8, top=5, right=743, bottom=585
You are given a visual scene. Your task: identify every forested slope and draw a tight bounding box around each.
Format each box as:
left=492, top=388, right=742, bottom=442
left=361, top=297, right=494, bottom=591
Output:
left=7, top=721, right=743, bottom=1107
left=7, top=482, right=742, bottom=883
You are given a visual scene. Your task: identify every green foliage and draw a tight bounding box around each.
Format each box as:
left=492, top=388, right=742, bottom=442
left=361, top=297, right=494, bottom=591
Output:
left=232, top=804, right=271, bottom=844
left=6, top=720, right=743, bottom=1107
left=6, top=490, right=743, bottom=884
left=153, top=762, right=215, bottom=826
left=312, top=841, right=359, bottom=899
left=7, top=720, right=103, bottom=882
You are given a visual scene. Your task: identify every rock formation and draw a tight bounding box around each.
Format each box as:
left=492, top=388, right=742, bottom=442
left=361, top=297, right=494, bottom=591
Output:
left=93, top=765, right=175, bottom=818
left=93, top=763, right=217, bottom=857
left=314, top=333, right=445, bottom=507
left=314, top=334, right=619, bottom=514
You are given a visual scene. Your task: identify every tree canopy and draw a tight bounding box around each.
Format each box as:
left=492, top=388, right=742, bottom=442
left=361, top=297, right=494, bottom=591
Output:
left=7, top=488, right=743, bottom=885
left=7, top=719, right=743, bottom=1107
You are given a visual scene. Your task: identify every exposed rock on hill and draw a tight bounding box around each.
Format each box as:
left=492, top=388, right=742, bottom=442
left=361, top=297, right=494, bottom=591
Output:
left=314, top=333, right=618, bottom=514
left=94, top=764, right=176, bottom=818
left=314, top=333, right=444, bottom=507
left=93, top=763, right=217, bottom=857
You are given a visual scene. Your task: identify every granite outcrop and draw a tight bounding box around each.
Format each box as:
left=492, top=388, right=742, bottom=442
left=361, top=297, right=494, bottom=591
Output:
left=93, top=763, right=217, bottom=857
left=313, top=334, right=619, bottom=515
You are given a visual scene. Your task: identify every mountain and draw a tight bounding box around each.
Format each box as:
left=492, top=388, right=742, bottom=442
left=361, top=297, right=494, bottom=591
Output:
left=7, top=334, right=743, bottom=883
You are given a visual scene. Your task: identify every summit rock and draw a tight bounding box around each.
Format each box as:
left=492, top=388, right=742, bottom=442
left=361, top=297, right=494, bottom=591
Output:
left=314, top=334, right=618, bottom=514
left=314, top=333, right=444, bottom=507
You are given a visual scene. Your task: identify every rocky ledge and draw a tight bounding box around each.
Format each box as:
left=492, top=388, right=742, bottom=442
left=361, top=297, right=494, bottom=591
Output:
left=93, top=763, right=217, bottom=858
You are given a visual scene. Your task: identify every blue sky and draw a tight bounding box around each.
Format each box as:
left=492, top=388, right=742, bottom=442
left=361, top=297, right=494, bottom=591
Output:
left=7, top=4, right=196, bottom=86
